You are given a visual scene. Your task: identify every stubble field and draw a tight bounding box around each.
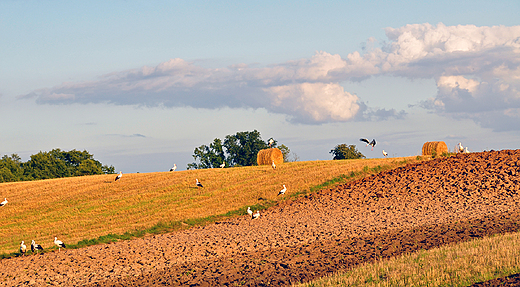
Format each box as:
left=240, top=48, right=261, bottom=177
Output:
left=1, top=150, right=520, bottom=286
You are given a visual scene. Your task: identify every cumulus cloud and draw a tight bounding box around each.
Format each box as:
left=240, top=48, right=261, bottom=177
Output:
left=381, top=23, right=520, bottom=131
left=264, top=83, right=360, bottom=123
left=20, top=23, right=520, bottom=128
left=20, top=52, right=361, bottom=124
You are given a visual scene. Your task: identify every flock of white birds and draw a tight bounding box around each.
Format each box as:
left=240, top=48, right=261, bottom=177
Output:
left=16, top=238, right=63, bottom=256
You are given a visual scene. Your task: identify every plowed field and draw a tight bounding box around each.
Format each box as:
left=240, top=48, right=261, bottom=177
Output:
left=2, top=150, right=520, bottom=286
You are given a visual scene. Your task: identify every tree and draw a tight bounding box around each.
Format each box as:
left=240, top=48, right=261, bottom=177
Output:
left=102, top=164, right=116, bottom=174
left=77, top=159, right=104, bottom=176
left=223, top=130, right=268, bottom=167
left=187, top=138, right=225, bottom=169
left=330, top=144, right=365, bottom=160
left=23, top=151, right=70, bottom=180
left=0, top=154, right=24, bottom=182
left=278, top=144, right=299, bottom=162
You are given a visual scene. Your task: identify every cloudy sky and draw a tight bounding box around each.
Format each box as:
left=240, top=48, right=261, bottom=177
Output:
left=2, top=1, right=520, bottom=172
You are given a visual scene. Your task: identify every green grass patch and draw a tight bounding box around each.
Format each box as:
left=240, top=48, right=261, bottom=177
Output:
left=296, top=232, right=520, bottom=287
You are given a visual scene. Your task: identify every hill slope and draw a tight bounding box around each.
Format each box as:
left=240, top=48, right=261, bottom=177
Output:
left=0, top=157, right=413, bottom=254
left=1, top=150, right=520, bottom=286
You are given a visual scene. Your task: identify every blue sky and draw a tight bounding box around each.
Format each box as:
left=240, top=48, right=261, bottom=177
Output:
left=1, top=1, right=520, bottom=172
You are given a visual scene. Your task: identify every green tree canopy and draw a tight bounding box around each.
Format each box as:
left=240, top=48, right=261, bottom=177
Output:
left=223, top=130, right=268, bottom=167
left=187, top=138, right=225, bottom=169
left=330, top=144, right=365, bottom=160
left=0, top=154, right=24, bottom=182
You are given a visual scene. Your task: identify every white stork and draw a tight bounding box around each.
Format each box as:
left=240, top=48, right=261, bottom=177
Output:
left=115, top=171, right=122, bottom=181
left=360, top=138, right=376, bottom=150
left=220, top=162, right=225, bottom=168
left=382, top=150, right=388, bottom=158
left=20, top=241, right=27, bottom=256
left=252, top=210, right=260, bottom=219
left=457, top=142, right=464, bottom=153
left=278, top=184, right=287, bottom=196
left=196, top=179, right=204, bottom=188
left=0, top=198, right=7, bottom=207
left=54, top=237, right=66, bottom=251
left=268, top=138, right=274, bottom=148
left=272, top=160, right=276, bottom=170
left=31, top=240, right=44, bottom=254
left=247, top=207, right=253, bottom=218
left=170, top=164, right=177, bottom=172
left=464, top=147, right=470, bottom=153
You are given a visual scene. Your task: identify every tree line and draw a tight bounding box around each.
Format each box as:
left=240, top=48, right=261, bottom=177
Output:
left=0, top=149, right=115, bottom=183
left=188, top=130, right=297, bottom=169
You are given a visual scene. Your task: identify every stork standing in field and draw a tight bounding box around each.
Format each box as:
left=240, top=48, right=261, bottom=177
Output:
left=272, top=160, right=276, bottom=170
left=54, top=237, right=66, bottom=251
left=31, top=240, right=43, bottom=254
left=196, top=179, right=204, bottom=188
left=0, top=198, right=7, bottom=207
left=382, top=150, right=388, bottom=158
left=252, top=210, right=260, bottom=219
left=457, top=142, right=464, bottom=153
left=247, top=207, right=253, bottom=218
left=278, top=184, right=287, bottom=196
left=360, top=138, right=376, bottom=150
left=464, top=147, right=470, bottom=153
left=220, top=162, right=225, bottom=168
left=170, top=164, right=177, bottom=172
left=20, top=241, right=26, bottom=256
left=115, top=171, right=122, bottom=181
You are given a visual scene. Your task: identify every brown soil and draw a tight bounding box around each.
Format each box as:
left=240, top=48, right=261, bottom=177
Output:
left=470, top=274, right=520, bottom=287
left=2, top=150, right=520, bottom=286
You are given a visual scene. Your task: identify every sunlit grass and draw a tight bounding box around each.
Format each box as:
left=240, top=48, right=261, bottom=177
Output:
left=295, top=232, right=520, bottom=287
left=0, top=157, right=422, bottom=256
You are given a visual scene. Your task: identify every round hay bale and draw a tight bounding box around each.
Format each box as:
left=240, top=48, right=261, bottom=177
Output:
left=422, top=141, right=449, bottom=156
left=257, top=148, right=284, bottom=166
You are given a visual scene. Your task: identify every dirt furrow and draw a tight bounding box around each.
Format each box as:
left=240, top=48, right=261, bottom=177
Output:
left=1, top=150, right=520, bottom=286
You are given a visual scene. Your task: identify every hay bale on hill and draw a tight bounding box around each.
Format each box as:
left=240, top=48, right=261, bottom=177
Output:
left=257, top=148, right=284, bottom=166
left=422, top=141, right=449, bottom=156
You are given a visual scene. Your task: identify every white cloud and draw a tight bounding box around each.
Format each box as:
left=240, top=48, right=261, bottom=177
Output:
left=264, top=83, right=360, bottom=123
left=20, top=23, right=520, bottom=128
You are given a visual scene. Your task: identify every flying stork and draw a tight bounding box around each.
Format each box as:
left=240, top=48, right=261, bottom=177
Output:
left=196, top=179, right=204, bottom=188
left=31, top=240, right=44, bottom=254
left=0, top=198, right=7, bottom=207
left=54, top=237, right=66, bottom=251
left=360, top=138, right=376, bottom=150
left=278, top=184, right=287, bottom=196
left=170, top=164, right=177, bottom=172
left=115, top=171, right=122, bottom=181
left=268, top=138, right=274, bottom=148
